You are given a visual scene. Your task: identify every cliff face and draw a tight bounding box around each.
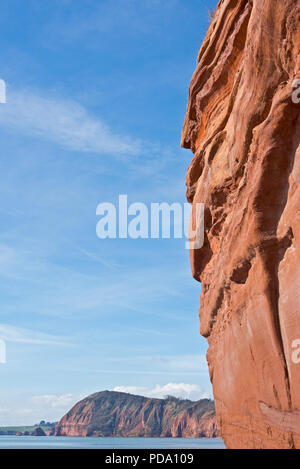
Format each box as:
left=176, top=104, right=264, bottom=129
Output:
left=54, top=391, right=219, bottom=438
left=182, top=0, right=300, bottom=449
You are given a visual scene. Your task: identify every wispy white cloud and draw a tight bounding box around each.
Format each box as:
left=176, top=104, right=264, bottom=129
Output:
left=46, top=0, right=179, bottom=42
left=0, top=393, right=82, bottom=425
left=0, top=244, right=19, bottom=269
left=0, top=86, right=173, bottom=181
left=77, top=247, right=120, bottom=271
left=31, top=393, right=79, bottom=409
left=0, top=239, right=193, bottom=320
left=0, top=324, right=71, bottom=347
left=151, top=354, right=208, bottom=371
left=113, top=382, right=211, bottom=401
left=108, top=354, right=208, bottom=371
left=0, top=87, right=141, bottom=156
left=80, top=354, right=209, bottom=378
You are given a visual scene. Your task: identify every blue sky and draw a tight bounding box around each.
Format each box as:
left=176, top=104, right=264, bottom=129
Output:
left=0, top=0, right=217, bottom=425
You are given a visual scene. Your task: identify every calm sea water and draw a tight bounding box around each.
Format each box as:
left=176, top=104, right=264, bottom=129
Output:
left=0, top=436, right=225, bottom=449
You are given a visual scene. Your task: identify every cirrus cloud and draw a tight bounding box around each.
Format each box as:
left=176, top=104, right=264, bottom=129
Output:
left=0, top=87, right=142, bottom=156
left=113, top=382, right=212, bottom=401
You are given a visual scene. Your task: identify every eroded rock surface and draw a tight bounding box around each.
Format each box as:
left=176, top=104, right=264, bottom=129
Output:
left=182, top=0, right=300, bottom=449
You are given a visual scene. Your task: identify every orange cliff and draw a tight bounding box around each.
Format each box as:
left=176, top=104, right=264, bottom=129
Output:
left=54, top=391, right=219, bottom=438
left=182, top=0, right=300, bottom=449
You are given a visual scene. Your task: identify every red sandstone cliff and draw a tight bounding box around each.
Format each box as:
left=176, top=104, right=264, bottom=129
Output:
left=54, top=391, right=219, bottom=438
left=182, top=0, right=300, bottom=449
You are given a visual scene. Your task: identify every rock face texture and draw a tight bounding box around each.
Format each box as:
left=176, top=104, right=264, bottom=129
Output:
left=54, top=391, right=219, bottom=438
left=182, top=0, right=300, bottom=449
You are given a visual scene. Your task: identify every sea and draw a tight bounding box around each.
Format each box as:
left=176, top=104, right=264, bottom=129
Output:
left=0, top=436, right=225, bottom=449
